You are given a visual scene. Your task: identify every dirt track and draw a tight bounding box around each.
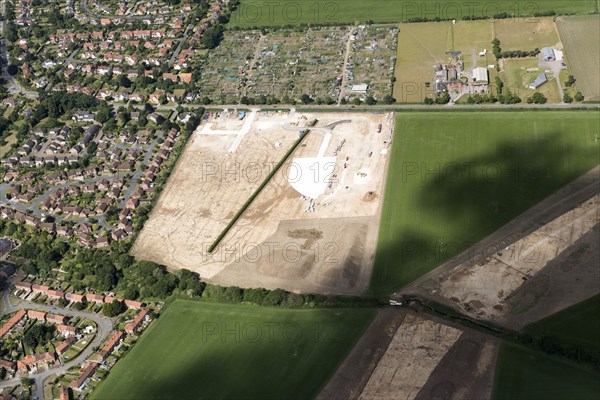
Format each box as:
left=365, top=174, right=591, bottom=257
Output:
left=133, top=111, right=394, bottom=294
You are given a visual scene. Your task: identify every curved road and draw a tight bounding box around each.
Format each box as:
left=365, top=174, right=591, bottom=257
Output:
left=0, top=286, right=113, bottom=399
left=0, top=128, right=164, bottom=233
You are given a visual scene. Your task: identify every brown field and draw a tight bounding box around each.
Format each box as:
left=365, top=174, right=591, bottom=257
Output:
left=132, top=110, right=394, bottom=295
left=320, top=309, right=499, bottom=400
left=394, top=166, right=600, bottom=332
left=358, top=313, right=463, bottom=400
left=557, top=15, right=600, bottom=101
left=451, top=20, right=494, bottom=69
left=414, top=329, right=499, bottom=400
left=394, top=22, right=450, bottom=103
left=317, top=308, right=407, bottom=400
left=503, top=224, right=600, bottom=330
left=418, top=188, right=600, bottom=320
left=438, top=193, right=599, bottom=321
left=494, top=17, right=560, bottom=51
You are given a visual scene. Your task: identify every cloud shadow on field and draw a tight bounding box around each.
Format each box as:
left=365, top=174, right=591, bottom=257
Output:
left=92, top=304, right=375, bottom=400
left=370, top=130, right=600, bottom=297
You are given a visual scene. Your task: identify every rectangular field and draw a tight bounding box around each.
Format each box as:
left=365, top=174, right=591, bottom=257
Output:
left=557, top=15, right=600, bottom=101
left=493, top=17, right=560, bottom=51
left=228, top=0, right=595, bottom=28
left=492, top=343, right=600, bottom=400
left=198, top=25, right=396, bottom=103
left=133, top=111, right=394, bottom=295
left=370, top=111, right=600, bottom=296
left=393, top=22, right=450, bottom=103
left=91, top=301, right=375, bottom=400
left=360, top=313, right=463, bottom=399
left=393, top=17, right=563, bottom=102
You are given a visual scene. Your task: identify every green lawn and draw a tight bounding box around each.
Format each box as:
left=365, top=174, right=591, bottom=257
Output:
left=229, top=0, right=596, bottom=27
left=525, top=294, right=600, bottom=351
left=371, top=111, right=600, bottom=296
left=91, top=300, right=375, bottom=400
left=493, top=342, right=600, bottom=400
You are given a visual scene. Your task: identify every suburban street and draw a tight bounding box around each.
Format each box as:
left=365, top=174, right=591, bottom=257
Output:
left=0, top=127, right=165, bottom=233
left=80, top=0, right=184, bottom=21
left=0, top=277, right=114, bottom=399
left=169, top=24, right=194, bottom=64
left=0, top=0, right=37, bottom=99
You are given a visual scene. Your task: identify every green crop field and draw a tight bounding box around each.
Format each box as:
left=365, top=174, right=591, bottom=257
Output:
left=492, top=343, right=600, bottom=400
left=91, top=301, right=375, bottom=400
left=229, top=0, right=596, bottom=28
left=557, top=15, right=600, bottom=102
left=525, top=294, right=600, bottom=351
left=371, top=111, right=600, bottom=296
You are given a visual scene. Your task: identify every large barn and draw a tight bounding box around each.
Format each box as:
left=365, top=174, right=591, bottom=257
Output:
left=472, top=67, right=489, bottom=84
left=529, top=72, right=548, bottom=89
left=542, top=47, right=556, bottom=61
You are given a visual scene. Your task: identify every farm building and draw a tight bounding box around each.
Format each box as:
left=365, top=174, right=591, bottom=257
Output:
left=472, top=67, right=489, bottom=84
left=529, top=72, right=548, bottom=89
left=541, top=47, right=555, bottom=61
left=351, top=84, right=369, bottom=94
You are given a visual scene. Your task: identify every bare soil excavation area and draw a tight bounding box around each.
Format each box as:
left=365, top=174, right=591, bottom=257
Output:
left=321, top=309, right=502, bottom=400
left=437, top=193, right=599, bottom=322
left=359, top=313, right=463, bottom=400
left=132, top=110, right=393, bottom=294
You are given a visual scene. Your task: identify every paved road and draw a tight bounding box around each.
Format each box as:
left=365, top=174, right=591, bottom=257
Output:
left=122, top=102, right=600, bottom=112
left=0, top=127, right=162, bottom=232
left=169, top=24, right=194, bottom=64
left=117, top=129, right=165, bottom=209
left=0, top=281, right=113, bottom=399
